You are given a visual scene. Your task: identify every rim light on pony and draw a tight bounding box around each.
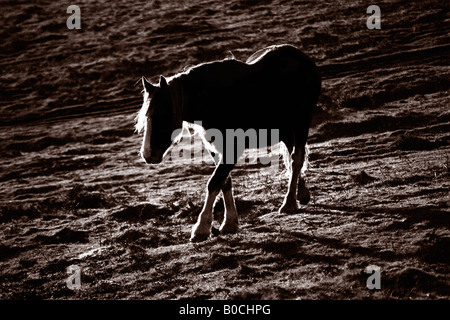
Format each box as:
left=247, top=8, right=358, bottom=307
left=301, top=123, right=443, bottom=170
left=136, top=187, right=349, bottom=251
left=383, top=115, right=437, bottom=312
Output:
left=136, top=44, right=321, bottom=242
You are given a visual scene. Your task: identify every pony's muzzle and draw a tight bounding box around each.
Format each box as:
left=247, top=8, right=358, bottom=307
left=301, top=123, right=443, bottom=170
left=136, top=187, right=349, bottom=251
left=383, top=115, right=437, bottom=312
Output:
left=142, top=149, right=163, bottom=164
left=143, top=156, right=162, bottom=164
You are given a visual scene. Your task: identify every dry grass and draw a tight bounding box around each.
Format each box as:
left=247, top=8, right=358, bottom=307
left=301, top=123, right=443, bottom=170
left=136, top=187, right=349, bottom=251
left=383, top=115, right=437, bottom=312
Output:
left=1, top=0, right=449, bottom=300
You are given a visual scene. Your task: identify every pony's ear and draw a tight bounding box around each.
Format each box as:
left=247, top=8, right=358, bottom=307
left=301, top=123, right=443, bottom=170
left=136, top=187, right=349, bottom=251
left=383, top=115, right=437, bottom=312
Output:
left=159, top=75, right=168, bottom=89
left=142, top=76, right=156, bottom=94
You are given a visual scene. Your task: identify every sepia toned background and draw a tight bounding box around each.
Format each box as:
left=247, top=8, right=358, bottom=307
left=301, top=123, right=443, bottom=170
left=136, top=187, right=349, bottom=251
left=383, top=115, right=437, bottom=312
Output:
left=0, top=0, right=449, bottom=299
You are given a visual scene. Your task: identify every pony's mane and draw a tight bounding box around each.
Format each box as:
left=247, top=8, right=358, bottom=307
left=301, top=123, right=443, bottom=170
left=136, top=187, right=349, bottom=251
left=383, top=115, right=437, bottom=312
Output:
left=175, top=53, right=237, bottom=78
left=135, top=53, right=237, bottom=134
left=245, top=44, right=287, bottom=64
left=135, top=90, right=150, bottom=133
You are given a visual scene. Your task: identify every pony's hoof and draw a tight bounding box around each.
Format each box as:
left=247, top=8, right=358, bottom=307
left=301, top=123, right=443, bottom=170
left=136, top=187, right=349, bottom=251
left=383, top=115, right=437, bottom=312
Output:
left=190, top=218, right=212, bottom=242
left=219, top=221, right=239, bottom=235
left=298, top=190, right=310, bottom=205
left=279, top=202, right=299, bottom=214
left=190, top=232, right=210, bottom=242
left=297, top=180, right=310, bottom=205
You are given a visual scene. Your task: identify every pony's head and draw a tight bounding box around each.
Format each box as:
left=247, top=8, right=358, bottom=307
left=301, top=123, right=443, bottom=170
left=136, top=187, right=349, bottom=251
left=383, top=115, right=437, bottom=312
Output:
left=136, top=75, right=180, bottom=164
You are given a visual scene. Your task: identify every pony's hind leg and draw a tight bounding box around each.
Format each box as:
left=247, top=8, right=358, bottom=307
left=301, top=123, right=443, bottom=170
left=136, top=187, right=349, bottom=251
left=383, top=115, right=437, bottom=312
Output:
left=297, top=145, right=310, bottom=205
left=190, top=163, right=235, bottom=242
left=297, top=175, right=310, bottom=205
left=279, top=143, right=309, bottom=213
left=219, top=176, right=239, bottom=234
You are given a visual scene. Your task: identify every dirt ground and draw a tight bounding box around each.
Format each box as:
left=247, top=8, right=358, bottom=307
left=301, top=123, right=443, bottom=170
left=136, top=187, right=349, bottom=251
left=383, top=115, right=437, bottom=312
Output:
left=0, top=0, right=449, bottom=300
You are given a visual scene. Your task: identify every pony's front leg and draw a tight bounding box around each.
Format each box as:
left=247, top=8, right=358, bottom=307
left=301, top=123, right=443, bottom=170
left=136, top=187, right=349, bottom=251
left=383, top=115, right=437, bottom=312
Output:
left=190, top=189, right=219, bottom=242
left=219, top=177, right=239, bottom=234
left=190, top=164, right=235, bottom=242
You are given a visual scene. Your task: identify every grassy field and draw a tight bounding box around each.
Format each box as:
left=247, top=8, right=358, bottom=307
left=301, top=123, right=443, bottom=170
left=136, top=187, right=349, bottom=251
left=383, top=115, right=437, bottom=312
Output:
left=0, top=0, right=449, bottom=299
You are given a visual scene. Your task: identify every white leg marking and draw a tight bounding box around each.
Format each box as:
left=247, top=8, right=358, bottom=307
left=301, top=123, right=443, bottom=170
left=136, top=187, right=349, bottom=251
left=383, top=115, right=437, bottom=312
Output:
left=190, top=189, right=219, bottom=242
left=279, top=147, right=307, bottom=214
left=219, top=187, right=239, bottom=234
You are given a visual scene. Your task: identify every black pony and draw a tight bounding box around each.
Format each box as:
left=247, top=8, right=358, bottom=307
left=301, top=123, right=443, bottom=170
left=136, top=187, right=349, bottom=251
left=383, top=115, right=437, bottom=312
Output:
left=136, top=44, right=321, bottom=242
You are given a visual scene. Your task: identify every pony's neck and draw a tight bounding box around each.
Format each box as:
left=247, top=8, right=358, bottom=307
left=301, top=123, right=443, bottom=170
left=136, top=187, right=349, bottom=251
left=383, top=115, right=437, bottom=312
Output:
left=171, top=74, right=210, bottom=127
left=171, top=76, right=198, bottom=125
left=168, top=77, right=186, bottom=128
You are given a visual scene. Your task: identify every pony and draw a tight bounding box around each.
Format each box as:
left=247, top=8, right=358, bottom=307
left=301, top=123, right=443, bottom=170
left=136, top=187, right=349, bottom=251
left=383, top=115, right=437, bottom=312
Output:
left=136, top=44, right=321, bottom=242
